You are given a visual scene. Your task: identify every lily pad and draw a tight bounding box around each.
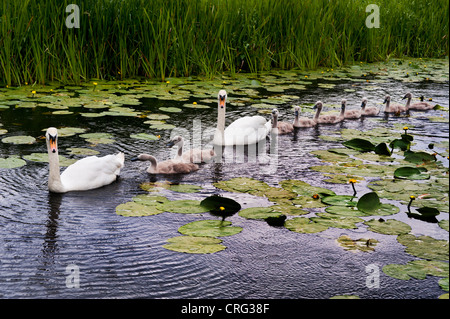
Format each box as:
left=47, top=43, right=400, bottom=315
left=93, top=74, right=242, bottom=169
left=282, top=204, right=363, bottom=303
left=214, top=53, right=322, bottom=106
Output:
left=342, top=138, right=375, bottom=152
left=79, top=132, right=115, bottom=144
left=178, top=220, right=243, bottom=237
left=439, top=277, right=449, bottom=291
left=239, top=207, right=284, bottom=220
left=439, top=220, right=449, bottom=232
left=321, top=195, right=357, bottom=207
left=394, top=167, right=430, bottom=180
left=163, top=236, right=226, bottom=254
left=0, top=156, right=27, bottom=169
left=279, top=179, right=336, bottom=197
left=161, top=200, right=210, bottom=214
left=200, top=195, right=241, bottom=219
left=383, top=260, right=449, bottom=280
left=364, top=218, right=411, bottom=235
left=2, top=135, right=36, bottom=145
left=284, top=217, right=329, bottom=234
left=115, top=201, right=164, bottom=217
left=337, top=235, right=379, bottom=252
left=311, top=213, right=363, bottom=229
left=130, top=133, right=159, bottom=141
left=168, top=184, right=203, bottom=193
left=397, top=234, right=449, bottom=261
left=132, top=194, right=169, bottom=206
left=159, top=107, right=182, bottom=113
left=356, top=192, right=381, bottom=214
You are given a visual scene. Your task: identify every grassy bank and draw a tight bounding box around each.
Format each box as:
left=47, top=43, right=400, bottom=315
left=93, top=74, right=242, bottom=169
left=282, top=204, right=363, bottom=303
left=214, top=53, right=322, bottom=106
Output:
left=0, top=0, right=448, bottom=85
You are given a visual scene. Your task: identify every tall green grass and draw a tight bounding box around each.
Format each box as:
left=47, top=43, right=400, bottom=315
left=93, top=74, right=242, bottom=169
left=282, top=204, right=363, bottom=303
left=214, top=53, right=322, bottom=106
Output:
left=0, top=0, right=448, bottom=85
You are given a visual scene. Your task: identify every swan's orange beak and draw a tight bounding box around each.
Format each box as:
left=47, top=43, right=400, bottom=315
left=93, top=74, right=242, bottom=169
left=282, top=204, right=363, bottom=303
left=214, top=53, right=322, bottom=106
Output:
left=219, top=96, right=226, bottom=108
left=49, top=136, right=57, bottom=153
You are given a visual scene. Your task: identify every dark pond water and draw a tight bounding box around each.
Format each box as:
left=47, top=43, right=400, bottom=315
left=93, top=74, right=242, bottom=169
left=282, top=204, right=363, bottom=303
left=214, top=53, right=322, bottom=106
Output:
left=0, top=72, right=448, bottom=299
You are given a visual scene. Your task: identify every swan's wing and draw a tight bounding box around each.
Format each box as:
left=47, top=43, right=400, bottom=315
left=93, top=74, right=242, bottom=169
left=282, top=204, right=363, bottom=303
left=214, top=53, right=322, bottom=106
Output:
left=224, top=116, right=269, bottom=145
left=60, top=153, right=124, bottom=191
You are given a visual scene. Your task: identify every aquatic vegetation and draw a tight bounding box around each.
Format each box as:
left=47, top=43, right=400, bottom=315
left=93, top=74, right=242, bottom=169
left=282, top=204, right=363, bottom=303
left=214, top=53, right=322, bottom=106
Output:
left=397, top=234, right=449, bottom=261
left=284, top=217, right=330, bottom=234
left=364, top=219, right=412, bottom=235
left=116, top=201, right=164, bottom=217
left=336, top=235, right=378, bottom=252
left=1, top=135, right=36, bottom=145
left=163, top=236, right=226, bottom=254
left=161, top=200, right=210, bottom=214
left=178, top=220, right=242, bottom=238
left=383, top=260, right=449, bottom=281
left=200, top=195, right=241, bottom=221
left=0, top=156, right=26, bottom=169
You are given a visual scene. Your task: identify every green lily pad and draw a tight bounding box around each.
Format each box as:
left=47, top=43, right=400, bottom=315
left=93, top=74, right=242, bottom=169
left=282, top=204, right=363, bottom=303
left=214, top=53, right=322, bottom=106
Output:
left=383, top=260, right=449, bottom=281
left=397, top=234, right=449, bottom=261
left=159, top=107, right=182, bottom=113
left=2, top=135, right=36, bottom=145
left=279, top=179, right=336, bottom=197
left=439, top=277, right=449, bottom=291
left=161, top=199, right=210, bottom=214
left=364, top=218, right=411, bottom=235
left=79, top=132, right=115, bottom=144
left=439, top=220, right=449, bottom=232
left=132, top=194, right=169, bottom=206
left=336, top=235, right=379, bottom=252
left=404, top=151, right=436, bottom=164
left=54, top=127, right=87, bottom=137
left=115, top=201, right=164, bottom=217
left=311, top=213, right=363, bottom=229
left=284, top=217, right=329, bottom=234
left=147, top=113, right=170, bottom=120
left=0, top=156, right=27, bottom=169
left=325, top=205, right=368, bottom=217
left=178, top=220, right=243, bottom=237
left=321, top=195, right=357, bottom=207
left=290, top=196, right=328, bottom=209
left=357, top=192, right=381, bottom=214
left=342, top=138, right=375, bottom=152
left=130, top=133, right=159, bottom=141
left=163, top=236, right=226, bottom=254
left=394, top=167, right=430, bottom=180
left=374, top=142, right=392, bottom=156
left=239, top=207, right=284, bottom=220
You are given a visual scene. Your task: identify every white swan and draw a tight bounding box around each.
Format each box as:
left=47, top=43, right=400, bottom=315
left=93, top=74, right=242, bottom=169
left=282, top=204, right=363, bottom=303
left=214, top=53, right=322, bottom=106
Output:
left=213, top=90, right=271, bottom=145
left=342, top=99, right=361, bottom=119
left=402, top=92, right=434, bottom=111
left=167, top=135, right=215, bottom=163
left=271, top=109, right=294, bottom=134
left=313, top=101, right=344, bottom=124
left=46, top=127, right=124, bottom=193
left=360, top=97, right=379, bottom=116
left=293, top=105, right=317, bottom=128
left=133, top=154, right=199, bottom=174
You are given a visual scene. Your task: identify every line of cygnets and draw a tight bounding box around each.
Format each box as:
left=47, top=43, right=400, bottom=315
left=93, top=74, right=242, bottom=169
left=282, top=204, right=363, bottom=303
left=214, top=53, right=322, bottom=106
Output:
left=43, top=90, right=434, bottom=193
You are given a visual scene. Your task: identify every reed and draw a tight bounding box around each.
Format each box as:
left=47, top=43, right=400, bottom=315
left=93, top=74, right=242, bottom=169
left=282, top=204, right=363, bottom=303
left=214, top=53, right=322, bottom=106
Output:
left=0, top=0, right=448, bottom=86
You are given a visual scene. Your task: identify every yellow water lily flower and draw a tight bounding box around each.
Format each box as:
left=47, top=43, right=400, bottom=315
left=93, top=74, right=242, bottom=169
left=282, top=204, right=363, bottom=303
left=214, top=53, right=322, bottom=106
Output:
left=219, top=206, right=225, bottom=211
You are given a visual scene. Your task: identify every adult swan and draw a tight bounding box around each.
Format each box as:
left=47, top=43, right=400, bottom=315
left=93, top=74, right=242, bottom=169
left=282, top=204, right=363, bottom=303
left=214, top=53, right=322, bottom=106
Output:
left=46, top=127, right=125, bottom=193
left=213, top=90, right=271, bottom=146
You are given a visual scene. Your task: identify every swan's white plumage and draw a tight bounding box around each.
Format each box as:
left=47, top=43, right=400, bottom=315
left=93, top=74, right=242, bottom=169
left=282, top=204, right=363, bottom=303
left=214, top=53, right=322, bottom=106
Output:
left=59, top=153, right=124, bottom=191
left=46, top=127, right=124, bottom=193
left=214, top=90, right=271, bottom=145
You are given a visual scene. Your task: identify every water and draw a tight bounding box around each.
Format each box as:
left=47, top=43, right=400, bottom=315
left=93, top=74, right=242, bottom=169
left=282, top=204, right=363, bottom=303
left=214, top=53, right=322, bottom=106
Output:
left=0, top=75, right=448, bottom=299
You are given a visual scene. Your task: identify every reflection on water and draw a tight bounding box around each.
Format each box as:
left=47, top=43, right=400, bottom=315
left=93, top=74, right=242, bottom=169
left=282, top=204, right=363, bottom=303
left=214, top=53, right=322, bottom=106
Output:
left=0, top=77, right=448, bottom=298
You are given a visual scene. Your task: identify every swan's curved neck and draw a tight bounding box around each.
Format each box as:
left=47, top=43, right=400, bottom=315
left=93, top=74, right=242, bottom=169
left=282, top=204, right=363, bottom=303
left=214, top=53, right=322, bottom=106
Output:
left=361, top=102, right=366, bottom=110
left=405, top=97, right=411, bottom=109
left=313, top=107, right=321, bottom=120
left=140, top=154, right=158, bottom=173
left=214, top=102, right=226, bottom=144
left=272, top=115, right=278, bottom=128
left=293, top=110, right=300, bottom=126
left=47, top=144, right=64, bottom=193
left=176, top=141, right=184, bottom=158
